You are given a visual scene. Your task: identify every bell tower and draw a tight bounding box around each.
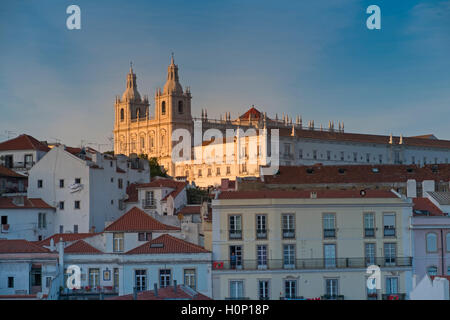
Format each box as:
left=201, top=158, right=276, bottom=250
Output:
left=153, top=54, right=193, bottom=175
left=114, top=64, right=149, bottom=155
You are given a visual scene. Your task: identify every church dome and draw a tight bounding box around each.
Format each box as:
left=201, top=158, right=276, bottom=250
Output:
left=163, top=80, right=183, bottom=95
left=122, top=86, right=141, bottom=102
left=163, top=54, right=183, bottom=95
left=121, top=65, right=142, bottom=102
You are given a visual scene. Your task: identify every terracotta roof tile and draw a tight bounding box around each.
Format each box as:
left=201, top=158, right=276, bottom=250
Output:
left=108, top=285, right=211, bottom=300
left=0, top=165, right=27, bottom=178
left=238, top=106, right=263, bottom=121
left=105, top=207, right=180, bottom=232
left=0, top=134, right=49, bottom=152
left=64, top=240, right=102, bottom=254
left=263, top=164, right=450, bottom=185
left=279, top=128, right=450, bottom=150
left=37, top=233, right=98, bottom=246
left=136, top=178, right=187, bottom=201
left=0, top=197, right=54, bottom=209
left=178, top=205, right=201, bottom=215
left=412, top=198, right=445, bottom=216
left=126, top=234, right=209, bottom=254
left=218, top=189, right=397, bottom=200
left=0, top=240, right=50, bottom=253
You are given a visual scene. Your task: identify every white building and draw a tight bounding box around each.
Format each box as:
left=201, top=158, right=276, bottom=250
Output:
left=27, top=145, right=150, bottom=234
left=0, top=134, right=49, bottom=176
left=0, top=239, right=59, bottom=298
left=0, top=196, right=55, bottom=241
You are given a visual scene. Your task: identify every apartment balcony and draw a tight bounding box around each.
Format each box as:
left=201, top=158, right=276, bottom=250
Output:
left=256, top=229, right=267, bottom=239
left=364, top=228, right=375, bottom=237
left=323, top=228, right=336, bottom=238
left=141, top=199, right=156, bottom=209
left=321, top=295, right=345, bottom=300
left=382, top=293, right=407, bottom=300
left=384, top=227, right=396, bottom=237
left=212, top=257, right=413, bottom=271
left=282, top=229, right=295, bottom=239
left=229, top=230, right=242, bottom=240
left=59, top=286, right=119, bottom=300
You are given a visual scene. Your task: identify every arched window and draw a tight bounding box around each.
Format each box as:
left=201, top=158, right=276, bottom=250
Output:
left=178, top=101, right=183, bottom=114
left=427, top=266, right=438, bottom=276
left=149, top=136, right=154, bottom=149
left=161, top=101, right=166, bottom=115
left=120, top=109, right=124, bottom=121
left=140, top=137, right=145, bottom=149
left=426, top=233, right=438, bottom=252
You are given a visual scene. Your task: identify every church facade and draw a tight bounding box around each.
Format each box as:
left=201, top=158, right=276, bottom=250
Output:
left=114, top=57, right=450, bottom=187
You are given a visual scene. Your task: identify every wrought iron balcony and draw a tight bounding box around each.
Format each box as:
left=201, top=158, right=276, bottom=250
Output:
left=141, top=199, right=156, bottom=208
left=382, top=293, right=406, bottom=300
left=384, top=227, right=396, bottom=237
left=321, top=294, right=345, bottom=300
left=212, top=257, right=413, bottom=271
left=282, top=229, right=295, bottom=239
left=364, top=228, right=375, bottom=237
left=256, top=229, right=267, bottom=239
left=324, top=228, right=336, bottom=238
left=229, top=230, right=242, bottom=239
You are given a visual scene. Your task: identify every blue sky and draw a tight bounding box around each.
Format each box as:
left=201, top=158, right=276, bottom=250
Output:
left=0, top=0, right=449, bottom=150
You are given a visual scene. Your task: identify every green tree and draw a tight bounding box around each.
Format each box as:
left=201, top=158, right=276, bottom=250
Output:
left=138, top=154, right=167, bottom=178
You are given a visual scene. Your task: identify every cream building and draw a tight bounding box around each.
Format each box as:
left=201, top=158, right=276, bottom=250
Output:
left=113, top=56, right=450, bottom=187
left=210, top=190, right=413, bottom=300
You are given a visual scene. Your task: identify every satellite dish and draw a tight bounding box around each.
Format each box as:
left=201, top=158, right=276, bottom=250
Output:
left=360, top=189, right=367, bottom=197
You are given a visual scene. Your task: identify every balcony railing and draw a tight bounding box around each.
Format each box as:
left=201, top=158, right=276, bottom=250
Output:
left=382, top=293, right=407, bottom=300
left=321, top=295, right=345, bottom=300
left=141, top=199, right=156, bottom=208
left=212, top=257, right=413, bottom=271
left=229, top=230, right=242, bottom=239
left=282, top=229, right=295, bottom=239
left=364, top=228, right=375, bottom=237
left=384, top=227, right=396, bottom=237
left=256, top=229, right=267, bottom=239
left=324, top=229, right=336, bottom=238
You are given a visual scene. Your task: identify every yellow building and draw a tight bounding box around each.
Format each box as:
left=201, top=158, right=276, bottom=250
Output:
left=211, top=189, right=413, bottom=300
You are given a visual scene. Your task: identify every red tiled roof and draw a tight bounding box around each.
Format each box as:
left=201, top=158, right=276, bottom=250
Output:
left=126, top=234, right=209, bottom=254
left=0, top=197, right=54, bottom=209
left=64, top=240, right=102, bottom=254
left=105, top=207, right=180, bottom=232
left=136, top=178, right=187, bottom=201
left=412, top=198, right=444, bottom=216
left=64, top=146, right=82, bottom=155
left=218, top=189, right=397, bottom=200
left=0, top=165, right=26, bottom=178
left=0, top=134, right=49, bottom=152
left=278, top=127, right=450, bottom=150
left=263, top=164, right=450, bottom=185
left=108, top=285, right=211, bottom=300
left=0, top=240, right=50, bottom=253
left=126, top=183, right=138, bottom=202
left=238, top=106, right=263, bottom=121
left=178, top=205, right=201, bottom=215
left=37, top=233, right=98, bottom=246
